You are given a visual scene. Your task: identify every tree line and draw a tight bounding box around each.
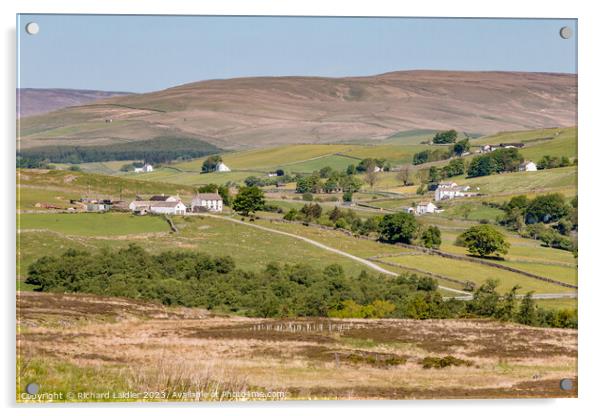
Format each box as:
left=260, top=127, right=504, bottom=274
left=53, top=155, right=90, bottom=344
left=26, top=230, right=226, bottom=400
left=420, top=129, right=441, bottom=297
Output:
left=25, top=245, right=575, bottom=328
left=19, top=137, right=221, bottom=164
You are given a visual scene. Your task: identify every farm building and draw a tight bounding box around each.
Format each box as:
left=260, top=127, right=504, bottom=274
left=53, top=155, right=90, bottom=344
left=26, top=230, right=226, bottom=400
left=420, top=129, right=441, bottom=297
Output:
left=519, top=161, right=538, bottom=172
left=129, top=199, right=186, bottom=215
left=404, top=207, right=415, bottom=214
left=191, top=193, right=223, bottom=213
left=480, top=144, right=495, bottom=153
left=149, top=194, right=179, bottom=202
left=86, top=202, right=110, bottom=212
left=499, top=143, right=525, bottom=149
left=216, top=162, right=231, bottom=172
left=416, top=201, right=438, bottom=215
left=435, top=182, right=472, bottom=201
left=134, top=164, right=153, bottom=173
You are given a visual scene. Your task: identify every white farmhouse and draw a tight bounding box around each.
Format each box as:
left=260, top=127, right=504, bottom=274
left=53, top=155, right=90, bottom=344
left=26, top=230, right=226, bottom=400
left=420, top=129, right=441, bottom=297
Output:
left=129, top=197, right=186, bottom=215
left=519, top=161, right=538, bottom=172
left=134, top=164, right=154, bottom=173
left=191, top=193, right=223, bottom=213
left=435, top=182, right=472, bottom=201
left=216, top=162, right=231, bottom=172
left=416, top=201, right=438, bottom=215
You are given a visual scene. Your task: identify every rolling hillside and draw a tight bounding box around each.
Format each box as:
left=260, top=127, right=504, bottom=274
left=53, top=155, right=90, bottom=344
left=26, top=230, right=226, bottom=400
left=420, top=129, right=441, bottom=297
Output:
left=17, top=88, right=132, bottom=118
left=19, top=71, right=576, bottom=150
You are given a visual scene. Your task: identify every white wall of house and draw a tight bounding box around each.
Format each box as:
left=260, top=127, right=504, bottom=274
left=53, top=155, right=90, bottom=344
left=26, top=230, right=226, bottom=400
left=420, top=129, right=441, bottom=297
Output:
left=150, top=202, right=186, bottom=215
left=216, top=162, right=231, bottom=172
left=193, top=199, right=223, bottom=212
left=416, top=203, right=437, bottom=215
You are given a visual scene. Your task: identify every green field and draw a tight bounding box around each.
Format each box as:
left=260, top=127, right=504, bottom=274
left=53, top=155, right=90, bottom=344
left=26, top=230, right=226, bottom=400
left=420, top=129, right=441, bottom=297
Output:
left=472, top=127, right=577, bottom=161
left=453, top=166, right=577, bottom=197
left=16, top=213, right=380, bottom=280
left=18, top=213, right=170, bottom=236
left=280, top=154, right=359, bottom=173
left=384, top=254, right=573, bottom=294
left=17, top=169, right=196, bottom=200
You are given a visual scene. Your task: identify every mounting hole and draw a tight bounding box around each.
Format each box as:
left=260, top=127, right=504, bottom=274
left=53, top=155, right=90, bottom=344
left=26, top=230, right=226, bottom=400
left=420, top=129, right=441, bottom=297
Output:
left=25, top=382, right=40, bottom=394
left=25, top=22, right=39, bottom=35
left=559, top=26, right=572, bottom=40
left=559, top=378, right=573, bottom=391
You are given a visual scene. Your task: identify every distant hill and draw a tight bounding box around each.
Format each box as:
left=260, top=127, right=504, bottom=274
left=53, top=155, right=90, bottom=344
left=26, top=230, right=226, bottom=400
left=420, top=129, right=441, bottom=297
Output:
left=17, top=88, right=132, bottom=118
left=18, top=71, right=576, bottom=150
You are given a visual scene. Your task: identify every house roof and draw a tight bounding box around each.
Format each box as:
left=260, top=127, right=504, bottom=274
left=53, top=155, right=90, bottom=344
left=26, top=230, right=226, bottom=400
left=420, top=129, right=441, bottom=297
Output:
left=417, top=201, right=433, bottom=206
left=192, top=193, right=223, bottom=202
left=149, top=195, right=172, bottom=201
left=131, top=200, right=183, bottom=208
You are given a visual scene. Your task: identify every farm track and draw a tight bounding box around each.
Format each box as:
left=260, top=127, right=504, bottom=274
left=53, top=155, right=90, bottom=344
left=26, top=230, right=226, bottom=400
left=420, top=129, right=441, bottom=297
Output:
left=196, top=213, right=476, bottom=297
left=198, top=214, right=576, bottom=300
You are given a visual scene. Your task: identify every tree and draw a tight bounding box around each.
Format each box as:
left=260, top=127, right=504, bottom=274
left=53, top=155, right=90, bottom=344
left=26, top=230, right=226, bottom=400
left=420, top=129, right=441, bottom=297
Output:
left=428, top=166, right=441, bottom=185
left=296, top=176, right=319, bottom=194
left=451, top=138, right=470, bottom=156
left=328, top=206, right=344, bottom=222
left=525, top=193, right=569, bottom=224
left=396, top=166, right=413, bottom=186
left=340, top=175, right=362, bottom=193
left=420, top=226, right=441, bottom=249
left=496, top=285, right=519, bottom=321
left=364, top=170, right=378, bottom=189
left=300, top=203, right=322, bottom=220
left=457, top=224, right=510, bottom=258
left=319, top=166, right=334, bottom=178
left=356, top=158, right=384, bottom=172
left=198, top=184, right=218, bottom=193
left=432, top=130, right=458, bottom=144
left=323, top=177, right=339, bottom=193
left=346, top=164, right=356, bottom=175
left=275, top=169, right=285, bottom=176
left=244, top=176, right=264, bottom=187
left=441, top=159, right=465, bottom=178
left=378, top=212, right=419, bottom=244
left=342, top=191, right=353, bottom=203
left=516, top=292, right=537, bottom=325
left=201, top=155, right=223, bottom=173
left=467, top=148, right=523, bottom=177
left=232, top=186, right=265, bottom=216
left=468, top=279, right=500, bottom=316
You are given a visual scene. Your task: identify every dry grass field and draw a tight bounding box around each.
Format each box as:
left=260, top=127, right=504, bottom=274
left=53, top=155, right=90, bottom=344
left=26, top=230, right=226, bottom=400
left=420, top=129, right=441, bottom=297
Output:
left=17, top=292, right=577, bottom=402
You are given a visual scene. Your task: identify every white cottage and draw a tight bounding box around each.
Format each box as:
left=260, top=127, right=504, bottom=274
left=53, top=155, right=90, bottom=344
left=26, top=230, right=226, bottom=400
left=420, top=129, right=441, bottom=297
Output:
left=435, top=182, right=472, bottom=201
left=519, top=161, right=538, bottom=172
left=416, top=201, right=438, bottom=215
left=216, top=162, right=231, bottom=172
left=191, top=193, right=223, bottom=213
left=134, top=164, right=154, bottom=173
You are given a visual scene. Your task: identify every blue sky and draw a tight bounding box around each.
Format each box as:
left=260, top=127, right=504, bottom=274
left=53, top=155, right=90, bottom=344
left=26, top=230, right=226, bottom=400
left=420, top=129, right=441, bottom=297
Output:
left=17, top=15, right=577, bottom=93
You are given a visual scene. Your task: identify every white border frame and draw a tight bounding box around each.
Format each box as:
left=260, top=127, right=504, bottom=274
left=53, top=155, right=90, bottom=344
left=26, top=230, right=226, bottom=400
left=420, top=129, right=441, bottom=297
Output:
left=3, top=1, right=600, bottom=415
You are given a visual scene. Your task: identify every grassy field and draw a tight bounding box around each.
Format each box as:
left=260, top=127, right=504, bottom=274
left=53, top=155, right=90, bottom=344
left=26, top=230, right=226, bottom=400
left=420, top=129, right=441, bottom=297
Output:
left=18, top=213, right=170, bottom=236
left=16, top=213, right=381, bottom=279
left=173, top=144, right=358, bottom=171
left=384, top=254, right=573, bottom=294
left=17, top=169, right=196, bottom=201
left=17, top=292, right=577, bottom=401
left=453, top=166, right=577, bottom=197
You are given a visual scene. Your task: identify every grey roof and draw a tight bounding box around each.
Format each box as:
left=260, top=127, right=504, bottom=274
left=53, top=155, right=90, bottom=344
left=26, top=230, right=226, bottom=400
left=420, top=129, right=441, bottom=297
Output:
left=149, top=195, right=172, bottom=201
left=131, top=200, right=183, bottom=208
left=192, top=193, right=222, bottom=203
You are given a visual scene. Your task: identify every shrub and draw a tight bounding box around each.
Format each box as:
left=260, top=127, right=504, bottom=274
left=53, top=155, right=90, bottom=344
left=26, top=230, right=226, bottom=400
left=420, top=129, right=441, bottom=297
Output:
left=420, top=355, right=473, bottom=369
